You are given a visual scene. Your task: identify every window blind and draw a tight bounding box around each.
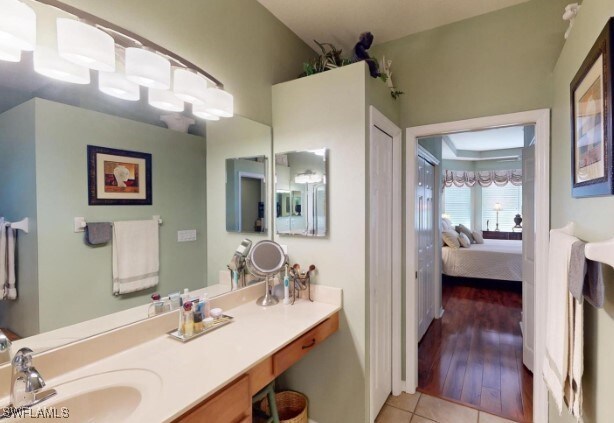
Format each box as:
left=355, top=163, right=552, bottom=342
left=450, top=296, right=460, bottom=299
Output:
left=443, top=186, right=472, bottom=228
left=481, top=184, right=522, bottom=232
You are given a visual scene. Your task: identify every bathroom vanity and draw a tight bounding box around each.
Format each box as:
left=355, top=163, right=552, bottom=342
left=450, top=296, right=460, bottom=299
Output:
left=176, top=311, right=339, bottom=422
left=0, top=283, right=341, bottom=422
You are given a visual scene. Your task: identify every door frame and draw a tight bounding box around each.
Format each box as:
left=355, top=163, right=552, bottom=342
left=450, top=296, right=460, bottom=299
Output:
left=416, top=146, right=442, bottom=339
left=369, top=106, right=402, bottom=422
left=404, top=109, right=550, bottom=423
left=237, top=171, right=265, bottom=232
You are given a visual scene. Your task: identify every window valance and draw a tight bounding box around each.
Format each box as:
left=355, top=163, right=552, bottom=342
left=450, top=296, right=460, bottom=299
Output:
left=443, top=169, right=522, bottom=188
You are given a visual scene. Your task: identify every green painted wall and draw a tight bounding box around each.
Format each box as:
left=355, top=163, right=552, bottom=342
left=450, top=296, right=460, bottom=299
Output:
left=0, top=101, right=40, bottom=337
left=61, top=0, right=314, bottom=126
left=372, top=0, right=568, bottom=128
left=550, top=1, right=614, bottom=422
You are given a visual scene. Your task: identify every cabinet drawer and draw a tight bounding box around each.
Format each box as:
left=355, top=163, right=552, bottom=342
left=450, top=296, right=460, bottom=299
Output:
left=248, top=356, right=275, bottom=396
left=176, top=375, right=250, bottom=423
left=273, top=312, right=339, bottom=376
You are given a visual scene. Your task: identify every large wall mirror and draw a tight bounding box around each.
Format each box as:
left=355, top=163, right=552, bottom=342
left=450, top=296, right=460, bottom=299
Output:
left=275, top=150, right=328, bottom=237
left=0, top=7, right=272, bottom=359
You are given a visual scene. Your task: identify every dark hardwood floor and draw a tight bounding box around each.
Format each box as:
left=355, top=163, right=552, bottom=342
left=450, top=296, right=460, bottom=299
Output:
left=0, top=327, right=20, bottom=341
left=418, top=276, right=533, bottom=423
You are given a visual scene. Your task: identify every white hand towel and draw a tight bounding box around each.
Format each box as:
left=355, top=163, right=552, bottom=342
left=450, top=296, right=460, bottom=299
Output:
left=567, top=293, right=583, bottom=419
left=0, top=218, right=6, bottom=300
left=543, top=225, right=578, bottom=414
left=112, top=220, right=159, bottom=295
left=5, top=226, right=16, bottom=300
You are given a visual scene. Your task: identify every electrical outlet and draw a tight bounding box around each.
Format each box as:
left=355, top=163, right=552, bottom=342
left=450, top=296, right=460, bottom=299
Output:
left=177, top=230, right=197, bottom=242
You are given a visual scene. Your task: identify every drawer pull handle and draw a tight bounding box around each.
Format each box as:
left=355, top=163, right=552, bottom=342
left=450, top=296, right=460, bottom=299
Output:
left=302, top=338, right=316, bottom=349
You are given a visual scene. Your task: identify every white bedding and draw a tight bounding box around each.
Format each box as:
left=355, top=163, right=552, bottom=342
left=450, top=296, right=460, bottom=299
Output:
left=442, top=239, right=522, bottom=281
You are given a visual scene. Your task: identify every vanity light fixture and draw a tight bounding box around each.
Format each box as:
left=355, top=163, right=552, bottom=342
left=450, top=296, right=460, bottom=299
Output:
left=203, top=87, right=234, bottom=118
left=0, top=43, right=21, bottom=62
left=173, top=68, right=208, bottom=105
left=56, top=18, right=116, bottom=71
left=2, top=0, right=234, bottom=119
left=148, top=88, right=184, bottom=112
left=193, top=103, right=220, bottom=121
left=99, top=70, right=140, bottom=101
left=295, top=170, right=322, bottom=184
left=0, top=0, right=36, bottom=52
left=125, top=47, right=171, bottom=89
left=34, top=45, right=91, bottom=84
left=98, top=45, right=139, bottom=101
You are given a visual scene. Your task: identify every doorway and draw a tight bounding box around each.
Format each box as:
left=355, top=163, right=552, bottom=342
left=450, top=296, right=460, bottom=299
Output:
left=405, top=110, right=550, bottom=423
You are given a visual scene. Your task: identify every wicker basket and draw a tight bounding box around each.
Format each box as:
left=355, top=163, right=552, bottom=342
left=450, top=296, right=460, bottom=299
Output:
left=260, top=390, right=308, bottom=423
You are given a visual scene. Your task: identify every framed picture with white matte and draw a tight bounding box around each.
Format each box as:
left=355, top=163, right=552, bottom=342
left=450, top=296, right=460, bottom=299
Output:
left=570, top=18, right=614, bottom=198
left=87, top=145, right=152, bottom=205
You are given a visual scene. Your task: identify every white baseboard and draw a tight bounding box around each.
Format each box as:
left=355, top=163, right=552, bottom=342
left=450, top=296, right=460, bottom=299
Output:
left=437, top=307, right=445, bottom=319
left=309, top=419, right=319, bottom=423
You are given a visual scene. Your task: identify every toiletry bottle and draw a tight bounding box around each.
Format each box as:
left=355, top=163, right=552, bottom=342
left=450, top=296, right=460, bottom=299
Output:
left=182, top=301, right=194, bottom=337
left=149, top=293, right=164, bottom=316
left=169, top=292, right=181, bottom=310
left=194, top=301, right=204, bottom=333
left=232, top=270, right=239, bottom=290
left=202, top=293, right=211, bottom=318
left=180, top=288, right=190, bottom=306
left=283, top=266, right=291, bottom=305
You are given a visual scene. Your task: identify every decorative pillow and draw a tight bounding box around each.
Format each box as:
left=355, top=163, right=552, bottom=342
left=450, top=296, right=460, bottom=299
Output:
left=442, top=218, right=453, bottom=231
left=459, top=232, right=471, bottom=248
left=442, top=230, right=460, bottom=249
left=455, top=224, right=475, bottom=244
left=472, top=231, right=484, bottom=244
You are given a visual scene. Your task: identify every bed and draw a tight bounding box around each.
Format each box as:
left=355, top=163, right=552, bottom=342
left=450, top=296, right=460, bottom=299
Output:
left=442, top=239, right=522, bottom=281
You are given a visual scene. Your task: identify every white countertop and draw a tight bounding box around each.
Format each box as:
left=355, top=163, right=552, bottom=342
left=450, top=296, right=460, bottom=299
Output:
left=3, top=290, right=341, bottom=422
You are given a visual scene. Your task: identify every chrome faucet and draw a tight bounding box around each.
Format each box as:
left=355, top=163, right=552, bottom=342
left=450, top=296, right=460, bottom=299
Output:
left=0, top=330, right=11, bottom=364
left=9, top=348, right=56, bottom=409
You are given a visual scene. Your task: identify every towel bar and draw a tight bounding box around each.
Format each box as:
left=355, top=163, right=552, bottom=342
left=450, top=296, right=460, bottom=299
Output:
left=74, top=216, right=162, bottom=233
left=3, top=218, right=29, bottom=233
left=585, top=238, right=614, bottom=269
left=561, top=221, right=614, bottom=269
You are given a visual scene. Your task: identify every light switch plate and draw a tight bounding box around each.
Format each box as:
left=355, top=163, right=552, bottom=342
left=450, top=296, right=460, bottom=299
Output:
left=177, top=230, right=197, bottom=242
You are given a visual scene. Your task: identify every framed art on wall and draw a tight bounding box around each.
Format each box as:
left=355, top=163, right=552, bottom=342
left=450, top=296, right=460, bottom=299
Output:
left=571, top=18, right=614, bottom=198
left=87, top=145, right=152, bottom=205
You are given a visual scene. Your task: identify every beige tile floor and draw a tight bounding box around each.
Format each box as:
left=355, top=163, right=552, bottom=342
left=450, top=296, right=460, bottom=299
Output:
left=375, top=392, right=518, bottom=423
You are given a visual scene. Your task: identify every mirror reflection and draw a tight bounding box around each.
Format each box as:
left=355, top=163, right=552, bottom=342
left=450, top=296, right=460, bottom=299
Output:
left=0, top=59, right=272, bottom=358
left=275, top=150, right=328, bottom=237
left=225, top=156, right=267, bottom=234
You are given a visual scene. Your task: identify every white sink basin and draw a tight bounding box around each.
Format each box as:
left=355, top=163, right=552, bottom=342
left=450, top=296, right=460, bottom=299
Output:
left=12, top=369, right=161, bottom=422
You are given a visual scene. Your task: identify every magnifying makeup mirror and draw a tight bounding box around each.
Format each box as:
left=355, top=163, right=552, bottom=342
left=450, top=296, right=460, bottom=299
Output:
left=246, top=240, right=287, bottom=306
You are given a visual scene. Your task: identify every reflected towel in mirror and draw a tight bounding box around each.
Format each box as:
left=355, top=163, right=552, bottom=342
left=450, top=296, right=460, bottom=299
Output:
left=0, top=218, right=17, bottom=300
left=85, top=222, right=112, bottom=246
left=112, top=220, right=159, bottom=295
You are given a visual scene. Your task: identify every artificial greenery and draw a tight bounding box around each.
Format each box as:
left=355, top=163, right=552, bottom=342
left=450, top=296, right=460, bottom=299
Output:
left=300, top=40, right=403, bottom=99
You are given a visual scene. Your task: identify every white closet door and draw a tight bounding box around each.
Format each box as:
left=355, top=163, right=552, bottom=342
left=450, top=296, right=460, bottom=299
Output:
left=522, top=145, right=535, bottom=372
left=370, top=126, right=393, bottom=421
left=418, top=158, right=435, bottom=341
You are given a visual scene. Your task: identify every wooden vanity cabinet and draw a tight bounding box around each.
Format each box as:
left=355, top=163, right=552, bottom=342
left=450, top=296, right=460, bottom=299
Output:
left=273, top=312, right=339, bottom=376
left=175, top=375, right=251, bottom=423
left=175, top=312, right=339, bottom=422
